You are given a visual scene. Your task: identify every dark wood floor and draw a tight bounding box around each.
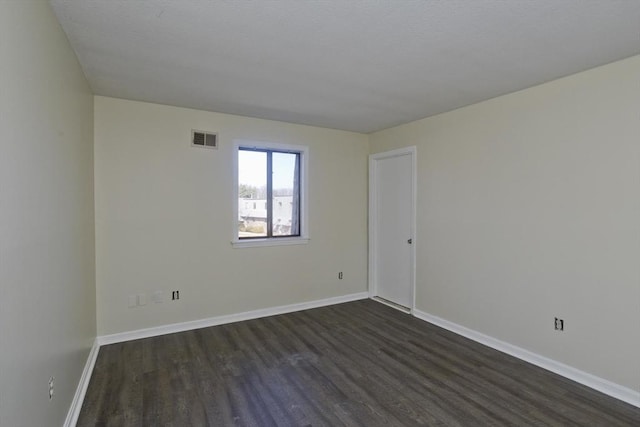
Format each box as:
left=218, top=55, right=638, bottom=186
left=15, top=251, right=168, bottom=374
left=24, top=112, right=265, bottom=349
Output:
left=78, top=300, right=640, bottom=426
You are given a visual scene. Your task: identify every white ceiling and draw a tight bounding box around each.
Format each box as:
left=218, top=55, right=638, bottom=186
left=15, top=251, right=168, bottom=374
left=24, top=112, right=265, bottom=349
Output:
left=50, top=1, right=640, bottom=133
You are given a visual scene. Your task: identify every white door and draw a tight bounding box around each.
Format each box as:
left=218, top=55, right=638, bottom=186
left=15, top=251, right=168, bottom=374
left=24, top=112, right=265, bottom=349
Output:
left=369, top=147, right=415, bottom=310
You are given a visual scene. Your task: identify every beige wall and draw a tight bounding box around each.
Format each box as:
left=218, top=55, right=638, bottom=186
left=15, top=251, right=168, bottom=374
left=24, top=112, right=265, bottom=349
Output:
left=94, top=97, right=369, bottom=335
left=0, top=2, right=96, bottom=426
left=370, top=56, right=640, bottom=391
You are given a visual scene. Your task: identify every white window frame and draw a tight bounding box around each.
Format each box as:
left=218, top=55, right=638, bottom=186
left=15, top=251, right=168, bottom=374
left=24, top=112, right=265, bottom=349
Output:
left=232, top=139, right=309, bottom=248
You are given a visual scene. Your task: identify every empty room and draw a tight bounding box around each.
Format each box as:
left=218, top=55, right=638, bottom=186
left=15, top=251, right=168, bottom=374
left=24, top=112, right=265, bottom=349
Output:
left=1, top=1, right=639, bottom=426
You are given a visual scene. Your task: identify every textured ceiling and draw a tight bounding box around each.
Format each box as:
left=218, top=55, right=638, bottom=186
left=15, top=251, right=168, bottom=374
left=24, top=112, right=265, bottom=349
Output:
left=50, top=1, right=640, bottom=133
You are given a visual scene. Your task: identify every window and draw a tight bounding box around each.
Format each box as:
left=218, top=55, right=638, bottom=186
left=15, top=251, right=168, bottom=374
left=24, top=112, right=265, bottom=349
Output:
left=233, top=140, right=309, bottom=247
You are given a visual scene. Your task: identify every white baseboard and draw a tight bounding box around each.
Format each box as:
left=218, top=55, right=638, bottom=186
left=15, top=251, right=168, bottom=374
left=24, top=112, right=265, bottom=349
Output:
left=64, top=339, right=100, bottom=427
left=98, top=291, right=369, bottom=346
left=412, top=309, right=640, bottom=408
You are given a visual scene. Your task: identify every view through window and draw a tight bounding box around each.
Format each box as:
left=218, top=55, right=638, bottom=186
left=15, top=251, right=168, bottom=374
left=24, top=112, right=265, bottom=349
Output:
left=238, top=148, right=300, bottom=239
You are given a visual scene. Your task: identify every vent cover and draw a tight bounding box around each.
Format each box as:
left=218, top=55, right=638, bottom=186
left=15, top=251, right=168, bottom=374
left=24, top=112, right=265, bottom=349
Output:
left=192, top=130, right=218, bottom=149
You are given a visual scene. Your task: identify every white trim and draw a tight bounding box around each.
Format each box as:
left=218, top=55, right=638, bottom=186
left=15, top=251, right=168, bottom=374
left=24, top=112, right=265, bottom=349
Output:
left=368, top=153, right=378, bottom=299
left=232, top=237, right=309, bottom=248
left=413, top=309, right=640, bottom=408
left=232, top=139, right=309, bottom=247
left=368, top=146, right=417, bottom=312
left=64, top=339, right=100, bottom=427
left=98, top=292, right=368, bottom=346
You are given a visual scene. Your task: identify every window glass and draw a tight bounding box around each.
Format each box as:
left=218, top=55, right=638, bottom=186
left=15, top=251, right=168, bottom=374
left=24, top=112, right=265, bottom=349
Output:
left=238, top=150, right=267, bottom=238
left=272, top=152, right=299, bottom=236
left=237, top=148, right=301, bottom=239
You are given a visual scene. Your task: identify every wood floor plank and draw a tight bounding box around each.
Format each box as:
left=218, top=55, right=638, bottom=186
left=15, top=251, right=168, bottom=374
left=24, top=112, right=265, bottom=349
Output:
left=77, top=300, right=640, bottom=426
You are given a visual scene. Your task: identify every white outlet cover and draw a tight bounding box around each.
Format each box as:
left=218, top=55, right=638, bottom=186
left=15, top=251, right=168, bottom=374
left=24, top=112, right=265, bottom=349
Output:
left=152, top=290, right=164, bottom=303
left=137, top=293, right=147, bottom=306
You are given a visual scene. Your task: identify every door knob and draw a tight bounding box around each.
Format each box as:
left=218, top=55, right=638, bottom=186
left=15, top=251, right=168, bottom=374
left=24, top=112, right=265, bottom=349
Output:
left=407, top=238, right=412, bottom=244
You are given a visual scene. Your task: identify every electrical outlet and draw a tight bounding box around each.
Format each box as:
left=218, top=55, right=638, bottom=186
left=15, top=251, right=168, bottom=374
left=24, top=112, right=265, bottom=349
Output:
left=172, top=290, right=180, bottom=300
left=48, top=376, right=54, bottom=400
left=152, top=290, right=164, bottom=303
left=338, top=272, right=343, bottom=280
left=554, top=317, right=564, bottom=331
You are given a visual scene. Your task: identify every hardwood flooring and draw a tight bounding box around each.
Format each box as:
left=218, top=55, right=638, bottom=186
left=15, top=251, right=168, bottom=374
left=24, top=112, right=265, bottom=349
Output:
left=78, top=300, right=640, bottom=426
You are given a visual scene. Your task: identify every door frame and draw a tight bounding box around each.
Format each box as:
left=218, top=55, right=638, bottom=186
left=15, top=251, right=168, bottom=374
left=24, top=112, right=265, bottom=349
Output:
left=368, top=146, right=417, bottom=313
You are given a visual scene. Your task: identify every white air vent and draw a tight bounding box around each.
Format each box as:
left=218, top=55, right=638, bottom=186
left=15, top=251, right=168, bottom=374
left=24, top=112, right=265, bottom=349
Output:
left=192, top=130, right=218, bottom=149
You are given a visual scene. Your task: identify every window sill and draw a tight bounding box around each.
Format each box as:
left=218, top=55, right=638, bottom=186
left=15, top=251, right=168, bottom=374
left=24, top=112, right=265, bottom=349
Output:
left=231, top=237, right=310, bottom=249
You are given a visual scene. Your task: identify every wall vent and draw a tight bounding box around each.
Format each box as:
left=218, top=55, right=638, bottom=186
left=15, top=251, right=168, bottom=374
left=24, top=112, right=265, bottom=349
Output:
left=192, top=130, right=218, bottom=149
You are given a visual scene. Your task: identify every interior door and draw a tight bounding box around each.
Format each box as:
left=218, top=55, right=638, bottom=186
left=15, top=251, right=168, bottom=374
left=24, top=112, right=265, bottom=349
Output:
left=370, top=148, right=415, bottom=310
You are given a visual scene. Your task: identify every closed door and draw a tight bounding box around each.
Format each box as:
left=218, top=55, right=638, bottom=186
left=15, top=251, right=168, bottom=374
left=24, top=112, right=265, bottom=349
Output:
left=370, top=148, right=415, bottom=309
